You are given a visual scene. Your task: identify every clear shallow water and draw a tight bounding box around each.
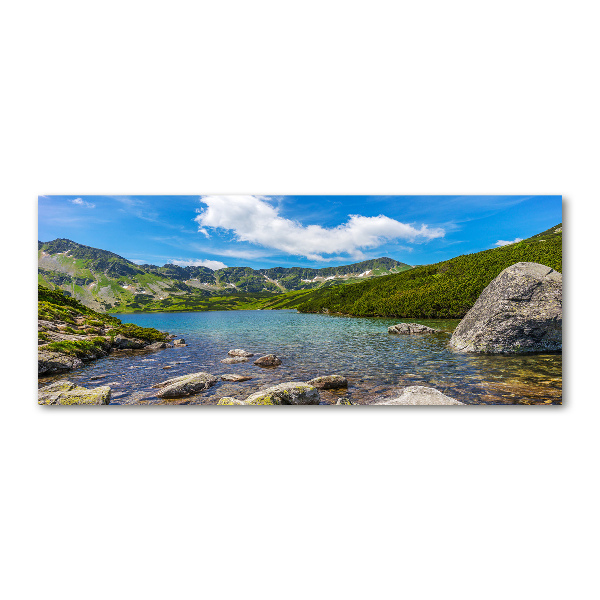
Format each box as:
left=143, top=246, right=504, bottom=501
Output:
left=38, top=310, right=562, bottom=405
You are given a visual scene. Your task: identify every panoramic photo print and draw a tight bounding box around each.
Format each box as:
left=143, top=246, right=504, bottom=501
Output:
left=37, top=195, right=563, bottom=406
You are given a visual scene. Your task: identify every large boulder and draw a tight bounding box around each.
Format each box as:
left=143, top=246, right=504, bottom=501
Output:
left=388, top=323, right=439, bottom=334
left=450, top=262, right=562, bottom=354
left=152, top=372, right=218, bottom=398
left=253, top=354, right=282, bottom=367
left=228, top=349, right=254, bottom=357
left=372, top=386, right=465, bottom=405
left=38, top=350, right=83, bottom=375
left=308, top=375, right=348, bottom=389
left=245, top=382, right=320, bottom=405
left=38, top=380, right=111, bottom=405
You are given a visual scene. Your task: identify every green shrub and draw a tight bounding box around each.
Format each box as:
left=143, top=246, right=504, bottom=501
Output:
left=297, top=227, right=562, bottom=319
left=44, top=337, right=109, bottom=358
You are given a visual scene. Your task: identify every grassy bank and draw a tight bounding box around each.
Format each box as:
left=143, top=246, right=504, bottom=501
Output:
left=294, top=224, right=562, bottom=319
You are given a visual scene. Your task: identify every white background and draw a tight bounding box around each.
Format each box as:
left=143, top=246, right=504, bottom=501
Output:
left=2, top=1, right=598, bottom=599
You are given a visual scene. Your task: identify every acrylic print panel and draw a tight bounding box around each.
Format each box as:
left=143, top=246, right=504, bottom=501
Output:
left=37, top=195, right=562, bottom=405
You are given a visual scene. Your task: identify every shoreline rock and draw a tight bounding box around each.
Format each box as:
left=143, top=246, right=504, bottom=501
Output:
left=372, top=386, right=465, bottom=405
left=38, top=380, right=111, bottom=405
left=388, top=323, right=440, bottom=335
left=449, top=262, right=562, bottom=354
left=245, top=382, right=320, bottom=405
left=152, top=372, right=218, bottom=398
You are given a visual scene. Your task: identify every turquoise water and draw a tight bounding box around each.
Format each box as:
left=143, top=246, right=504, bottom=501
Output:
left=39, top=310, right=562, bottom=405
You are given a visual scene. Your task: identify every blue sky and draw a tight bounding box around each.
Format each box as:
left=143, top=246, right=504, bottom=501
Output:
left=38, top=195, right=562, bottom=270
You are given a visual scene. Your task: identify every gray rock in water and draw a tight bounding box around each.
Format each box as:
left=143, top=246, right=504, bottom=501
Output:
left=114, top=335, right=146, bottom=349
left=221, top=374, right=253, bottom=382
left=245, top=382, right=320, bottom=405
left=228, top=349, right=254, bottom=357
left=152, top=372, right=218, bottom=398
left=253, top=354, right=282, bottom=367
left=146, top=341, right=168, bottom=350
left=388, top=323, right=439, bottom=334
left=308, top=375, right=348, bottom=389
left=217, top=397, right=248, bottom=405
left=38, top=380, right=111, bottom=405
left=173, top=338, right=186, bottom=346
left=221, top=356, right=249, bottom=364
left=450, top=262, right=562, bottom=354
left=372, top=386, right=465, bottom=405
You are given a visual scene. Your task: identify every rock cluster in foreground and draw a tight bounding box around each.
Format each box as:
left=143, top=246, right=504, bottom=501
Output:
left=450, top=262, right=562, bottom=354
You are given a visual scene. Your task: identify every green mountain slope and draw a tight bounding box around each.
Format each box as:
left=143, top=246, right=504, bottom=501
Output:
left=38, top=238, right=410, bottom=312
left=292, top=224, right=563, bottom=319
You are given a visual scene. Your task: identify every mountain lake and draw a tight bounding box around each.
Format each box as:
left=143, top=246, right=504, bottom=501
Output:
left=37, top=309, right=562, bottom=405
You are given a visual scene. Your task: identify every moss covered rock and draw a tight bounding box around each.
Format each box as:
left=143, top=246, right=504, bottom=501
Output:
left=245, top=382, right=320, bottom=405
left=217, top=397, right=247, bottom=405
left=38, top=380, right=111, bottom=405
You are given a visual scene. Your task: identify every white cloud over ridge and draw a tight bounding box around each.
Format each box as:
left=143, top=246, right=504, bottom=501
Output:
left=194, top=195, right=445, bottom=261
left=169, top=258, right=227, bottom=270
left=495, top=237, right=523, bottom=247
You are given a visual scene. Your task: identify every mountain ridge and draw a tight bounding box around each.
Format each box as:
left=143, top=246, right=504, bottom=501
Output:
left=38, top=238, right=410, bottom=311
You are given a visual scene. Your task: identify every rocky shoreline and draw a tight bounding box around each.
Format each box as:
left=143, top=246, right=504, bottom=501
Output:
left=38, top=262, right=562, bottom=406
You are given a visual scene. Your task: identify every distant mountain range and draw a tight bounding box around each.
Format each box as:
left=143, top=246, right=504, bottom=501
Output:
left=38, top=238, right=411, bottom=311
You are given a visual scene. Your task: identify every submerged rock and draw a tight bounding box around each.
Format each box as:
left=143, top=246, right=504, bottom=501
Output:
left=308, top=375, right=348, bottom=389
left=372, top=386, right=465, bottom=405
left=450, top=262, right=562, bottom=354
left=217, top=397, right=248, bottom=405
left=221, top=356, right=249, bottom=364
left=228, top=349, right=254, bottom=357
left=221, top=374, right=253, bottom=382
left=388, top=323, right=439, bottom=335
left=38, top=380, right=111, bottom=405
left=152, top=372, right=218, bottom=398
left=245, top=382, right=320, bottom=405
left=253, top=354, right=282, bottom=367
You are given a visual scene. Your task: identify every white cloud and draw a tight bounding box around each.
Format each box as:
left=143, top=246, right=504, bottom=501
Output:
left=194, top=195, right=445, bottom=261
left=169, top=258, right=227, bottom=270
left=70, top=197, right=96, bottom=208
left=495, top=237, right=523, bottom=247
